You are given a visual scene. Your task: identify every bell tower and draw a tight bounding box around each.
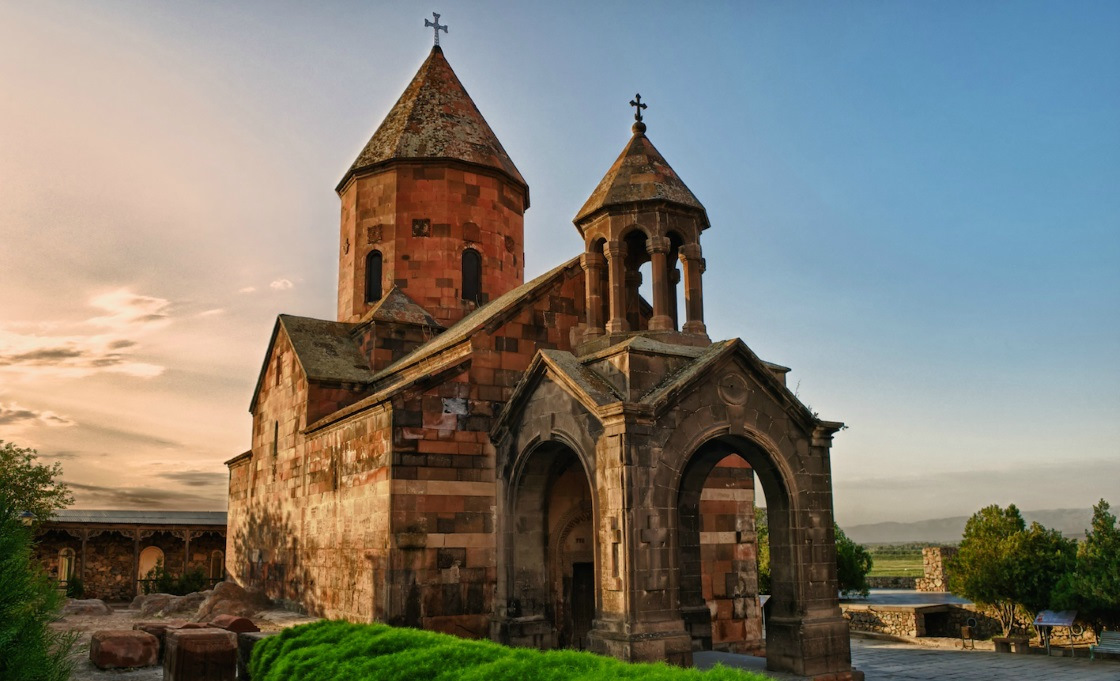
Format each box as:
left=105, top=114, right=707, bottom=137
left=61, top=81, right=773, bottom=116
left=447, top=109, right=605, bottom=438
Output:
left=574, top=95, right=709, bottom=349
left=335, top=40, right=529, bottom=328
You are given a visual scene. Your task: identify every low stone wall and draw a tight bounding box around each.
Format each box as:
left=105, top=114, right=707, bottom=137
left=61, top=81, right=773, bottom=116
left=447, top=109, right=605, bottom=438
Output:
left=843, top=605, right=924, bottom=638
left=866, top=576, right=916, bottom=589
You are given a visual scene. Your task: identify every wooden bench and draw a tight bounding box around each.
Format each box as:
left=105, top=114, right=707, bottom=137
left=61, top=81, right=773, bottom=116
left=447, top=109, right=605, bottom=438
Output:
left=1091, top=630, right=1120, bottom=660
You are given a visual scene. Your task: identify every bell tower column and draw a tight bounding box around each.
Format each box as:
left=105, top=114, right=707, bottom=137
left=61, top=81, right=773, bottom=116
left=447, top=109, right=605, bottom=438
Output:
left=647, top=236, right=673, bottom=331
left=605, top=241, right=629, bottom=333
left=582, top=249, right=607, bottom=337
left=680, top=243, right=707, bottom=335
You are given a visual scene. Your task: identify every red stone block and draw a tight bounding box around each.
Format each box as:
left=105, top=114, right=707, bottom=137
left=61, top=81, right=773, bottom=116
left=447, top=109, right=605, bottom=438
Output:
left=209, top=614, right=260, bottom=633
left=164, top=628, right=237, bottom=681
left=132, top=620, right=187, bottom=661
left=89, top=630, right=159, bottom=669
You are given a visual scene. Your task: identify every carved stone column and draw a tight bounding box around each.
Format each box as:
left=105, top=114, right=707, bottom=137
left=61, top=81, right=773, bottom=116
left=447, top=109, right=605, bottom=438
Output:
left=604, top=241, right=629, bottom=333
left=679, top=243, right=707, bottom=335
left=131, top=531, right=141, bottom=598
left=647, top=236, right=673, bottom=331
left=581, top=250, right=607, bottom=337
left=184, top=530, right=192, bottom=573
left=80, top=530, right=89, bottom=583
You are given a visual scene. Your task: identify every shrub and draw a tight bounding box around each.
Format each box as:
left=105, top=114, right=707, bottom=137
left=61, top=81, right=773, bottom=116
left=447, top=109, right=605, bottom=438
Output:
left=835, top=525, right=873, bottom=598
left=0, top=511, right=76, bottom=681
left=250, top=620, right=771, bottom=681
left=64, top=576, right=84, bottom=599
left=142, top=560, right=209, bottom=596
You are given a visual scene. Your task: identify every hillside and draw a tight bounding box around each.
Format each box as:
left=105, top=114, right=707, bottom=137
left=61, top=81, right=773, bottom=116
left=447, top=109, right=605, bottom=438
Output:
left=844, top=507, right=1093, bottom=545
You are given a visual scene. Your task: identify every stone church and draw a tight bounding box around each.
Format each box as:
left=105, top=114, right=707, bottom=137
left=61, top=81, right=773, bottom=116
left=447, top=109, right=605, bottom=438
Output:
left=227, top=39, right=854, bottom=679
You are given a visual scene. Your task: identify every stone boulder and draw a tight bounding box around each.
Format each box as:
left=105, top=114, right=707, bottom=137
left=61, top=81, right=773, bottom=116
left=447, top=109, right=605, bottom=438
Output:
left=139, top=593, right=176, bottom=617
left=89, top=630, right=159, bottom=669
left=164, top=628, right=237, bottom=681
left=132, top=621, right=187, bottom=661
left=63, top=599, right=113, bottom=616
left=140, top=591, right=211, bottom=618
left=130, top=594, right=146, bottom=610
left=210, top=614, right=260, bottom=633
left=195, top=581, right=270, bottom=620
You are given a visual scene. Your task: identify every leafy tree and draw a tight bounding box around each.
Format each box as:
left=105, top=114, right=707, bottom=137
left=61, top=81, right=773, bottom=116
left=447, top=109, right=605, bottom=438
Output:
left=0, top=441, right=76, bottom=679
left=0, top=513, right=76, bottom=681
left=1053, top=499, right=1120, bottom=636
left=948, top=503, right=1075, bottom=636
left=0, top=441, right=73, bottom=527
left=835, top=525, right=873, bottom=598
left=1009, top=522, right=1075, bottom=619
left=948, top=504, right=1025, bottom=635
left=754, top=507, right=770, bottom=594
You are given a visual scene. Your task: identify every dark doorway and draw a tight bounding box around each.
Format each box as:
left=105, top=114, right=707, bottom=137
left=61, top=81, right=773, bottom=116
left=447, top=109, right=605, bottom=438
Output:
left=569, top=562, right=595, bottom=650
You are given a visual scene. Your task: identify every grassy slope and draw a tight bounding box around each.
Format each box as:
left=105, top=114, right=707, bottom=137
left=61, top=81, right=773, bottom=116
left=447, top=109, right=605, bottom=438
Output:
left=251, top=620, right=773, bottom=681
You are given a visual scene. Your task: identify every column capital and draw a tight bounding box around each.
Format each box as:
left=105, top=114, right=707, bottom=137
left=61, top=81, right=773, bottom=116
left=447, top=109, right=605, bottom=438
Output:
left=604, top=241, right=627, bottom=261
left=581, top=251, right=607, bottom=270
left=646, top=236, right=670, bottom=254
left=679, top=243, right=702, bottom=260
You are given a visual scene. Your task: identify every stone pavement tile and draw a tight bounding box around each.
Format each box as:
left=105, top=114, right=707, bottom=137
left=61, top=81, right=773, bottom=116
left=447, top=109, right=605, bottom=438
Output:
left=698, top=640, right=1120, bottom=681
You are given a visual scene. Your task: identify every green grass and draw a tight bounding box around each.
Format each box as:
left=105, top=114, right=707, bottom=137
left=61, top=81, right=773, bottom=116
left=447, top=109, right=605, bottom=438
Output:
left=867, top=555, right=923, bottom=578
left=250, top=620, right=773, bottom=681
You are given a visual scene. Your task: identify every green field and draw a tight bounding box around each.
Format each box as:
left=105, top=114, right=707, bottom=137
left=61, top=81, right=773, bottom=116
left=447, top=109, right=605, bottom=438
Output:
left=866, top=545, right=924, bottom=577
left=867, top=555, right=923, bottom=577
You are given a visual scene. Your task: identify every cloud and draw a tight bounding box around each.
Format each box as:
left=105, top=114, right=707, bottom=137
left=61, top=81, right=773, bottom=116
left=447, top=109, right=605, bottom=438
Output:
left=157, top=470, right=227, bottom=488
left=237, top=286, right=256, bottom=294
left=269, top=279, right=293, bottom=291
left=0, top=289, right=169, bottom=378
left=86, top=289, right=171, bottom=330
left=197, top=308, right=225, bottom=317
left=81, top=423, right=182, bottom=449
left=0, top=402, right=76, bottom=428
left=68, top=482, right=224, bottom=510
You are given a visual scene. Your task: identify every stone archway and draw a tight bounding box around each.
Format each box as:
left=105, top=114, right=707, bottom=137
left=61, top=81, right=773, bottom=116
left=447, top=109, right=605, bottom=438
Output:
left=498, top=439, right=598, bottom=650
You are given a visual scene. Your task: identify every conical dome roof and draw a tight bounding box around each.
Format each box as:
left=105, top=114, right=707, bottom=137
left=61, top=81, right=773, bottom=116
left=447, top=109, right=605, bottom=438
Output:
left=338, top=46, right=526, bottom=198
left=574, top=128, right=706, bottom=227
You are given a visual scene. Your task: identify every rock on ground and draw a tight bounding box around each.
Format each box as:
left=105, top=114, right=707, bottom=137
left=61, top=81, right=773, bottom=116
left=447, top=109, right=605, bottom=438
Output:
left=89, top=630, right=159, bottom=669
left=64, top=599, right=114, bottom=616
left=195, top=581, right=270, bottom=620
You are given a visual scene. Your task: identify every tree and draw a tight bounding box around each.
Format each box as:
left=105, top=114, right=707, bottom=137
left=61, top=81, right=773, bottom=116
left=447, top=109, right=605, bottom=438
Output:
left=0, top=441, right=76, bottom=680
left=755, top=507, right=770, bottom=594
left=0, top=512, right=75, bottom=680
left=1053, top=499, right=1120, bottom=636
left=949, top=504, right=1026, bottom=635
left=948, top=504, right=1075, bottom=636
left=835, top=524, right=873, bottom=598
left=0, top=441, right=73, bottom=526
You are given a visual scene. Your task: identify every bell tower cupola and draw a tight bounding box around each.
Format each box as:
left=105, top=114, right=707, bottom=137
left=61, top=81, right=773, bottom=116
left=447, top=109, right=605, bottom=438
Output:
left=335, top=26, right=529, bottom=328
left=574, top=95, right=709, bottom=348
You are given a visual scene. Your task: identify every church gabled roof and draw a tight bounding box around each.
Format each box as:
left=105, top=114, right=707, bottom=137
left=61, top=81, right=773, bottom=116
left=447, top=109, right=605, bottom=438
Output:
left=574, top=129, right=707, bottom=228
left=355, top=287, right=442, bottom=329
left=338, top=46, right=527, bottom=198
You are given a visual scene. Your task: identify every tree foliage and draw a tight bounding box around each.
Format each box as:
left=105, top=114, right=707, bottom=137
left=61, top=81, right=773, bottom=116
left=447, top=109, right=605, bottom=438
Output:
left=948, top=504, right=1075, bottom=636
left=0, top=513, right=76, bottom=681
left=0, top=441, right=73, bottom=526
left=835, top=525, right=873, bottom=598
left=754, top=508, right=770, bottom=594
left=1053, top=499, right=1120, bottom=636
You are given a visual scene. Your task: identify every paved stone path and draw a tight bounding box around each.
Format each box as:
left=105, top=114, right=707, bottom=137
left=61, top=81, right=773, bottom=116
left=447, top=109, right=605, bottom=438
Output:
left=697, top=638, right=1120, bottom=680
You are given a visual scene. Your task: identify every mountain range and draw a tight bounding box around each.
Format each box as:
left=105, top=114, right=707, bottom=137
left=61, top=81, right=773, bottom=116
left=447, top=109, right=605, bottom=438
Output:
left=843, top=507, right=1094, bottom=545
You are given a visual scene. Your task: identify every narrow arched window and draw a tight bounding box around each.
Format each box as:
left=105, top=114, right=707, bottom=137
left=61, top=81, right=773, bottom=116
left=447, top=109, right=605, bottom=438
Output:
left=462, top=249, right=482, bottom=304
left=209, top=550, right=225, bottom=580
left=365, top=250, right=383, bottom=303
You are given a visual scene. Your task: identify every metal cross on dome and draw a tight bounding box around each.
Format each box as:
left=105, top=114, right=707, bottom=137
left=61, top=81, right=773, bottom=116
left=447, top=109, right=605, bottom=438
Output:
left=425, top=12, right=448, bottom=46
left=630, top=93, right=647, bottom=122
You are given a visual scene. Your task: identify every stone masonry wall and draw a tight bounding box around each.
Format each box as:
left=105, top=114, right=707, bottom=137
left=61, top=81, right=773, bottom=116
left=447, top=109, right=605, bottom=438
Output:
left=915, top=546, right=957, bottom=592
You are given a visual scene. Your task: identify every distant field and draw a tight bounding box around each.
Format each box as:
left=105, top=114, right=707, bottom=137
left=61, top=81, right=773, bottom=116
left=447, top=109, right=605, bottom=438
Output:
left=868, top=555, right=923, bottom=578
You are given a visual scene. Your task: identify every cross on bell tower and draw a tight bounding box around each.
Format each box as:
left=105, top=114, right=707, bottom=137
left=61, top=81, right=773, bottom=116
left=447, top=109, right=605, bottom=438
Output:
left=629, top=93, right=648, bottom=134
left=425, top=12, right=448, bottom=47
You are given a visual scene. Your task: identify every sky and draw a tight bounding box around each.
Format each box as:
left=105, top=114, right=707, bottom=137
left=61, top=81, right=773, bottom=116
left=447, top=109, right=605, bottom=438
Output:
left=0, top=1, right=1117, bottom=526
